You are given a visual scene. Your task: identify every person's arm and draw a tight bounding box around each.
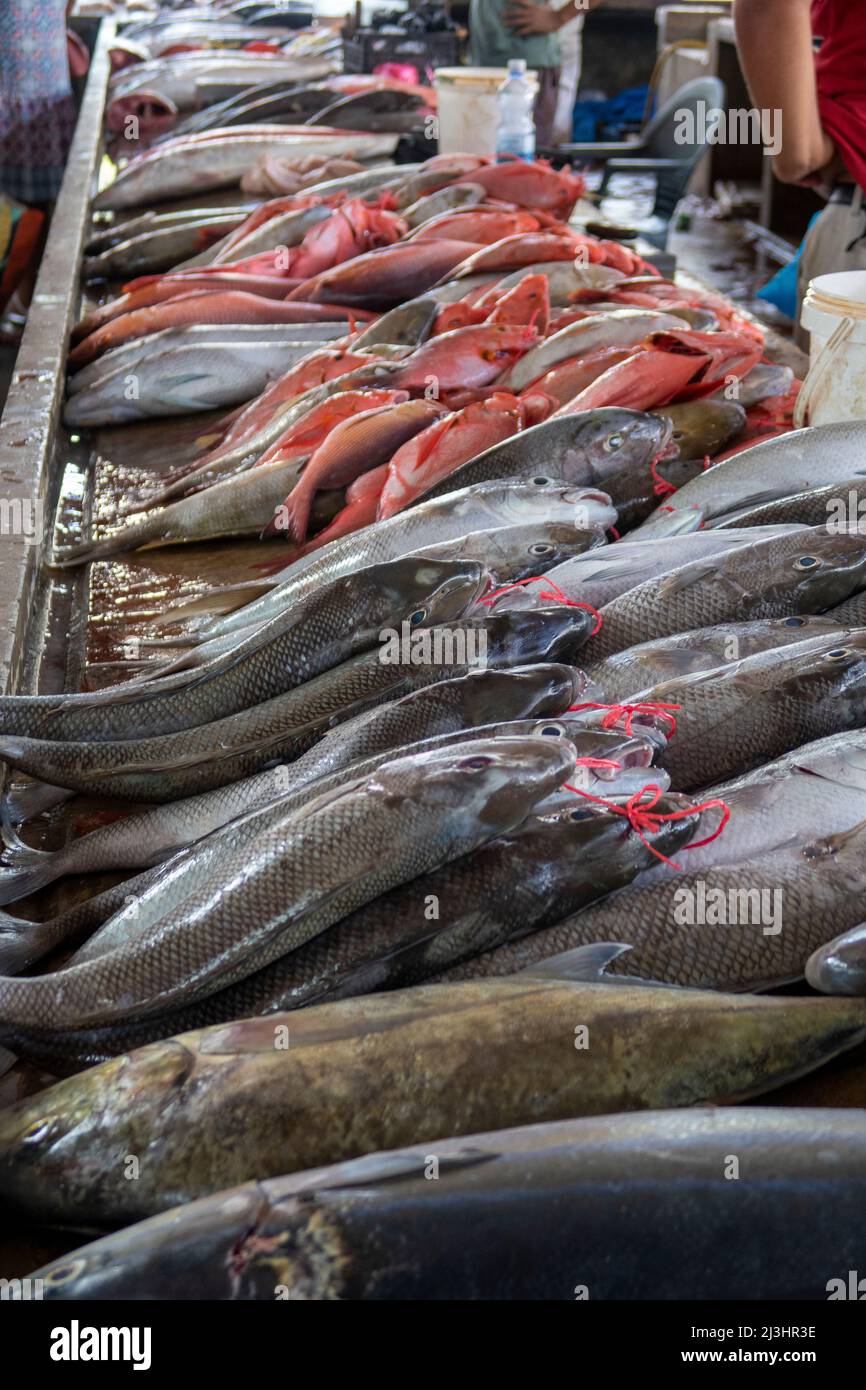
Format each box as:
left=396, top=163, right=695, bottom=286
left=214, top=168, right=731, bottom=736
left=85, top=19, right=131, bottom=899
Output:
left=734, top=0, right=835, bottom=184
left=505, top=0, right=603, bottom=39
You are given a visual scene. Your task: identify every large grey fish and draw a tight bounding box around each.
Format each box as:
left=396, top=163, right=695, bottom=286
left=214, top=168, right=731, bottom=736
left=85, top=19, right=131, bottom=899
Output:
left=715, top=476, right=866, bottom=530
left=66, top=323, right=345, bottom=397
left=710, top=359, right=794, bottom=407
left=1, top=951, right=863, bottom=1226
left=433, top=822, right=866, bottom=993
left=82, top=211, right=264, bottom=279
left=0, top=738, right=576, bottom=1038
left=0, top=557, right=485, bottom=744
left=414, top=406, right=671, bottom=508
left=502, top=527, right=809, bottom=616
left=190, top=478, right=616, bottom=639
left=0, top=607, right=596, bottom=799
left=23, top=1106, right=866, bottom=1300
left=0, top=664, right=585, bottom=913
left=500, top=310, right=685, bottom=391
left=84, top=206, right=255, bottom=255
left=636, top=630, right=866, bottom=790
left=95, top=128, right=387, bottom=210
left=635, top=420, right=866, bottom=533
left=63, top=338, right=340, bottom=427
left=581, top=526, right=866, bottom=661
left=585, top=613, right=844, bottom=704
left=17, top=780, right=682, bottom=1070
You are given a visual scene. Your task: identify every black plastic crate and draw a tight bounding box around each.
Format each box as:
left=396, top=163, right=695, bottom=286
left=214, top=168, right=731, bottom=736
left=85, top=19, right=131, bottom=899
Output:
left=343, top=30, right=460, bottom=75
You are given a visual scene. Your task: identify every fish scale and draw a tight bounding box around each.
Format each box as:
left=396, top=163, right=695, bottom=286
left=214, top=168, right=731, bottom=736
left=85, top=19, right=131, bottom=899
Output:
left=582, top=527, right=866, bottom=661
left=0, top=738, right=576, bottom=1038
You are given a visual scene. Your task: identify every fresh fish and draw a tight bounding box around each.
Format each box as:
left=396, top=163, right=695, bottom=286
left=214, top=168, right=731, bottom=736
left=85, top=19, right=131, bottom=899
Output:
left=2, top=950, right=863, bottom=1225
left=94, top=130, right=398, bottom=210
left=66, top=323, right=346, bottom=397
left=271, top=398, right=445, bottom=544
left=25, top=1107, right=866, bottom=1300
left=287, top=239, right=480, bottom=310
left=510, top=528, right=809, bottom=615
left=34, top=772, right=680, bottom=1064
left=585, top=613, right=843, bottom=703
left=651, top=399, right=747, bottom=460
left=0, top=557, right=486, bottom=744
left=63, top=338, right=341, bottom=427
left=414, top=407, right=670, bottom=507
left=191, top=478, right=616, bottom=639
left=807, top=924, right=866, bottom=994
left=0, top=664, right=584, bottom=910
left=582, top=526, right=866, bottom=661
left=635, top=421, right=866, bottom=533
left=84, top=206, right=255, bottom=255
left=401, top=182, right=486, bottom=228
left=82, top=214, right=252, bottom=280
left=0, top=738, right=577, bottom=1041
left=258, top=790, right=695, bottom=1007
left=715, top=476, right=866, bottom=530
left=637, top=631, right=866, bottom=790
left=500, top=310, right=685, bottom=392
left=435, top=823, right=866, bottom=993
left=0, top=608, right=596, bottom=802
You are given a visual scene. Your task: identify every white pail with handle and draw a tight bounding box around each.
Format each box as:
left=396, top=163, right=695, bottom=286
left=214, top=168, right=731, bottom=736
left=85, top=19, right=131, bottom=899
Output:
left=796, top=270, right=866, bottom=427
left=433, top=66, right=537, bottom=157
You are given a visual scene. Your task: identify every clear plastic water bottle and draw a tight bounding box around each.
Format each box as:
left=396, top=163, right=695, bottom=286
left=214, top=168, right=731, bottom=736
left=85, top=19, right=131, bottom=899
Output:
left=496, top=58, right=536, bottom=162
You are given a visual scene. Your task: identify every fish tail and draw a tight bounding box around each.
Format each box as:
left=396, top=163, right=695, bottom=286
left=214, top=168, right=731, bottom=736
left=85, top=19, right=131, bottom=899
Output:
left=269, top=484, right=311, bottom=545
left=1, top=781, right=72, bottom=828
left=0, top=851, right=62, bottom=908
left=0, top=910, right=53, bottom=974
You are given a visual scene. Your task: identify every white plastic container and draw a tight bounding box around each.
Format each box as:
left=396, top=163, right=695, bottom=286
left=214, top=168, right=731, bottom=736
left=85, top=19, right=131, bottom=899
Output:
left=434, top=66, right=537, bottom=157
left=797, top=270, right=866, bottom=426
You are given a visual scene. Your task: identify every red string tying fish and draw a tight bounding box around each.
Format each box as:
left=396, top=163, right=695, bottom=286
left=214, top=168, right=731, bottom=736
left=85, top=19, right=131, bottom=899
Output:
left=649, top=455, right=677, bottom=499
left=561, top=781, right=730, bottom=868
left=479, top=575, right=602, bottom=634
left=567, top=700, right=681, bottom=738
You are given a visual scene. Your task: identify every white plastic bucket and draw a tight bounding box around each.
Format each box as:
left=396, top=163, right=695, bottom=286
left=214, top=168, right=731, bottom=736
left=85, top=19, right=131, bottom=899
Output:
left=797, top=270, right=866, bottom=426
left=433, top=66, right=537, bottom=157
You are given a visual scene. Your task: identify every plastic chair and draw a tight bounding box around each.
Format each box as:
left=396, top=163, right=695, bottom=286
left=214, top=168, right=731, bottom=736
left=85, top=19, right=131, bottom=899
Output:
left=542, top=75, right=727, bottom=249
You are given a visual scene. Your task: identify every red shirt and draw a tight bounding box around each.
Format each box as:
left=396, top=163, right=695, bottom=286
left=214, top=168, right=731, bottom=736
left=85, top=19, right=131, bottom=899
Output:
left=813, top=0, right=866, bottom=188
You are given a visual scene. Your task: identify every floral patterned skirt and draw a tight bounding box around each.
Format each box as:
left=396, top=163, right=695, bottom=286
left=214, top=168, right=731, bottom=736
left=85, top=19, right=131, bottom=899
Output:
left=0, top=0, right=75, bottom=205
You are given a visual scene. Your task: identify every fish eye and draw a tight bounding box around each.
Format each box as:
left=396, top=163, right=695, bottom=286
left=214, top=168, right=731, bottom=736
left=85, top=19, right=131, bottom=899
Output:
left=532, top=475, right=552, bottom=486
left=826, top=647, right=851, bottom=660
left=408, top=608, right=426, bottom=626
left=44, top=1259, right=87, bottom=1286
left=460, top=755, right=493, bottom=769
left=534, top=722, right=566, bottom=737
left=22, top=1119, right=52, bottom=1143
left=672, top=431, right=684, bottom=440
left=784, top=616, right=806, bottom=627
left=569, top=807, right=595, bottom=821
left=529, top=542, right=553, bottom=555
left=604, top=433, right=624, bottom=452
left=795, top=555, right=820, bottom=570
